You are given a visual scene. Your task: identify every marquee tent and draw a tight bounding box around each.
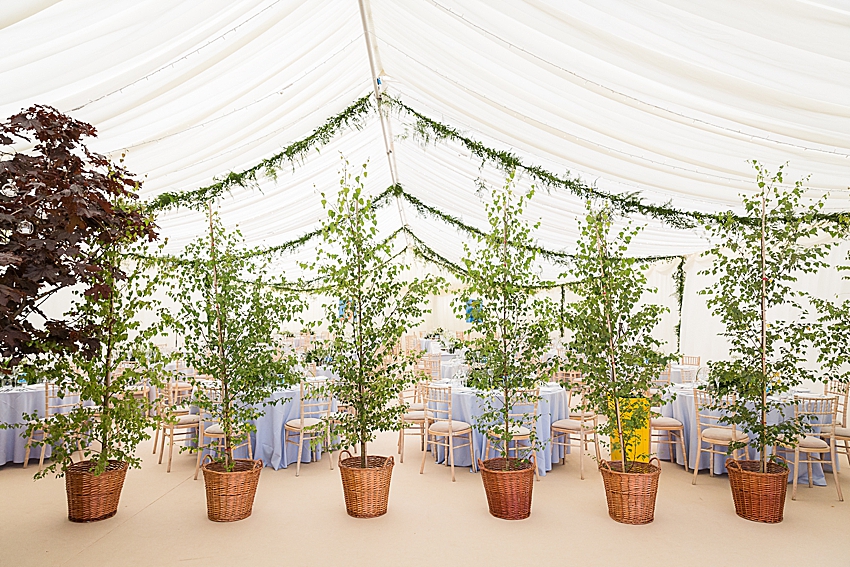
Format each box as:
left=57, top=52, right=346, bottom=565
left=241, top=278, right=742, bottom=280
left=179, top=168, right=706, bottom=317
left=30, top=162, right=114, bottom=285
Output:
left=1, top=0, right=849, bottom=359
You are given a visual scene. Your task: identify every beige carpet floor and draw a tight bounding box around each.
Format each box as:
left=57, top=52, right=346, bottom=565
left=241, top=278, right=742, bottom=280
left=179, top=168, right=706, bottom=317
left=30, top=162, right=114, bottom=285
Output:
left=1, top=431, right=847, bottom=567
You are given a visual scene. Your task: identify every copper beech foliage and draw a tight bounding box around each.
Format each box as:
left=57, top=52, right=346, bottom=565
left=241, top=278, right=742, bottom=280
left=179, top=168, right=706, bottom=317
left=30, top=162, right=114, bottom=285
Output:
left=0, top=105, right=155, bottom=370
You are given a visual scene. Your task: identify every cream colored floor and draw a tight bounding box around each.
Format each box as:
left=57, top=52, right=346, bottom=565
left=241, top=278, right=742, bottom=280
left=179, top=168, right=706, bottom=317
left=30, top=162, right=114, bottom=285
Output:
left=1, top=431, right=848, bottom=567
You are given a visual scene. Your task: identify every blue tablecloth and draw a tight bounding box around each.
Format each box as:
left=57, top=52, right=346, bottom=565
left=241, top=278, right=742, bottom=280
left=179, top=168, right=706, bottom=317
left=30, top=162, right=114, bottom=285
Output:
left=428, top=384, right=570, bottom=477
left=659, top=386, right=830, bottom=485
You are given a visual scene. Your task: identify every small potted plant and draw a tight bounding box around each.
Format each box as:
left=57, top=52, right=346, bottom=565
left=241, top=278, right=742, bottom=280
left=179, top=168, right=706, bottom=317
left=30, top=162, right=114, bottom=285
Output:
left=562, top=203, right=672, bottom=525
left=701, top=162, right=835, bottom=523
left=163, top=208, right=303, bottom=522
left=0, top=106, right=166, bottom=522
left=458, top=173, right=556, bottom=520
left=304, top=160, right=442, bottom=518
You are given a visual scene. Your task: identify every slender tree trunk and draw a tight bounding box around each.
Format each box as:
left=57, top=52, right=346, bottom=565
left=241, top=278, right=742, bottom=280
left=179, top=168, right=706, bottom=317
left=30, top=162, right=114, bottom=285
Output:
left=760, top=191, right=767, bottom=473
left=208, top=206, right=232, bottom=468
left=102, top=255, right=116, bottom=461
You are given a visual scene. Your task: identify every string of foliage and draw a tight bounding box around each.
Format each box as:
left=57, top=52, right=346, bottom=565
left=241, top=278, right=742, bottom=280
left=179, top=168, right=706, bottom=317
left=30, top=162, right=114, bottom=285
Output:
left=674, top=256, right=686, bottom=351
left=146, top=94, right=374, bottom=212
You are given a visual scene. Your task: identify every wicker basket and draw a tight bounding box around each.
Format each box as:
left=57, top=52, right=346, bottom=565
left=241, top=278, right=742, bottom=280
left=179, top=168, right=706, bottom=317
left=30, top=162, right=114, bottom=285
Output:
left=65, top=460, right=128, bottom=523
left=338, top=451, right=394, bottom=518
left=599, top=458, right=661, bottom=525
left=726, top=458, right=789, bottom=523
left=201, top=459, right=263, bottom=522
left=479, top=458, right=535, bottom=520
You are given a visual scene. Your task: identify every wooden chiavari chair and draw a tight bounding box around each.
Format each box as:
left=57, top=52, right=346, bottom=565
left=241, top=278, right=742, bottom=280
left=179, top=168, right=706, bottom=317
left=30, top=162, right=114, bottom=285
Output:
left=23, top=383, right=85, bottom=471
left=482, top=389, right=540, bottom=481
left=284, top=378, right=333, bottom=476
left=692, top=390, right=748, bottom=484
left=420, top=384, right=475, bottom=481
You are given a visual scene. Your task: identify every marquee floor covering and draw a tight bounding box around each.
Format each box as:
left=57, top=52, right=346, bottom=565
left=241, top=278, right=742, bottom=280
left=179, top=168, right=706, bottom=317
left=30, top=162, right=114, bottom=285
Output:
left=1, top=430, right=847, bottom=567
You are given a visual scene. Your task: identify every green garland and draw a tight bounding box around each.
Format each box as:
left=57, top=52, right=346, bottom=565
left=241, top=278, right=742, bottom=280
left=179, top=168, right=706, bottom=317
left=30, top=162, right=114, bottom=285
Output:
left=147, top=94, right=374, bottom=212
left=674, top=255, right=686, bottom=352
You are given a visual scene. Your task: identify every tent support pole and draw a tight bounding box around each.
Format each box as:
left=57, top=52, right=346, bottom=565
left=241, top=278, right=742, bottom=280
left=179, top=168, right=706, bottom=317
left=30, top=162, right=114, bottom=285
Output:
left=358, top=0, right=411, bottom=247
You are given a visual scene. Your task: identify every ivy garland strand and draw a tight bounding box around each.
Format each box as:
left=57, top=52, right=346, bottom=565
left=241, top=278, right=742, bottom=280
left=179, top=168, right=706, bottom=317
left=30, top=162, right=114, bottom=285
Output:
left=674, top=256, right=687, bottom=351
left=146, top=94, right=374, bottom=212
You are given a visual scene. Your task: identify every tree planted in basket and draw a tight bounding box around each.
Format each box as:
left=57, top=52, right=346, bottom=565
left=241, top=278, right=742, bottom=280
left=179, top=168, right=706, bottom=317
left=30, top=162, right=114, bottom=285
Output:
left=164, top=209, right=304, bottom=469
left=456, top=174, right=556, bottom=519
left=563, top=204, right=672, bottom=470
left=562, top=203, right=672, bottom=524
left=700, top=163, right=836, bottom=521
left=0, top=106, right=170, bottom=521
left=303, top=161, right=442, bottom=517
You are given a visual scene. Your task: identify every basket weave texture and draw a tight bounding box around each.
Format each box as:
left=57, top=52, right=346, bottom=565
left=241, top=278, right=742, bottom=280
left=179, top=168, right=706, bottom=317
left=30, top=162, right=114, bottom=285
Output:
left=598, top=458, right=661, bottom=525
left=338, top=452, right=394, bottom=518
left=201, top=459, right=262, bottom=522
left=479, top=458, right=535, bottom=520
left=726, top=459, right=789, bottom=523
left=65, top=460, right=128, bottom=523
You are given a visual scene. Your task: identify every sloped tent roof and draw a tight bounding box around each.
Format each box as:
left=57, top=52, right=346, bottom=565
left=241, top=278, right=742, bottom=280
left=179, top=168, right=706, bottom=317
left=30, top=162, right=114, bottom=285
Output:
left=1, top=1, right=848, bottom=292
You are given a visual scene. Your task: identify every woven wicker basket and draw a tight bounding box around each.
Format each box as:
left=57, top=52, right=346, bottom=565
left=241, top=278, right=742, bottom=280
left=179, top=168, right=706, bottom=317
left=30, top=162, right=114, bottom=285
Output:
left=598, top=458, right=661, bottom=525
left=727, top=458, right=789, bottom=523
left=479, top=458, right=535, bottom=520
left=65, top=460, right=128, bottom=523
left=338, top=451, right=394, bottom=518
left=201, top=459, right=262, bottom=522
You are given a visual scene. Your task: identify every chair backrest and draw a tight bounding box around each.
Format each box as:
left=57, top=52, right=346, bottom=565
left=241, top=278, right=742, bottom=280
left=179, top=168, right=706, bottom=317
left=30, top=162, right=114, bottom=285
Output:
left=455, top=331, right=465, bottom=341
left=507, top=388, right=540, bottom=428
left=795, top=395, right=838, bottom=438
left=423, top=384, right=453, bottom=424
left=399, top=381, right=427, bottom=409
left=681, top=355, right=700, bottom=366
left=696, top=366, right=710, bottom=382
left=824, top=380, right=849, bottom=427
left=653, top=364, right=671, bottom=388
left=422, top=354, right=441, bottom=380
left=693, top=389, right=738, bottom=435
left=680, top=367, right=698, bottom=383
left=45, top=383, right=82, bottom=417
left=299, top=379, right=332, bottom=424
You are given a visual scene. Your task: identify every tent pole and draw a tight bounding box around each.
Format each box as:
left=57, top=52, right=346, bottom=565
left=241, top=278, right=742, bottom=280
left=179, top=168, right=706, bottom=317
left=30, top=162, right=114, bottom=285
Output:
left=358, top=0, right=411, bottom=248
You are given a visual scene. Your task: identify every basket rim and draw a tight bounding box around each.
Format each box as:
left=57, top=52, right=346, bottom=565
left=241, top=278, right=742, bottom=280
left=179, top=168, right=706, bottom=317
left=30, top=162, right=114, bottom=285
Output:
left=598, top=459, right=661, bottom=476
left=66, top=459, right=128, bottom=476
left=725, top=458, right=789, bottom=476
left=338, top=454, right=394, bottom=470
left=479, top=457, right=535, bottom=474
left=201, top=458, right=262, bottom=476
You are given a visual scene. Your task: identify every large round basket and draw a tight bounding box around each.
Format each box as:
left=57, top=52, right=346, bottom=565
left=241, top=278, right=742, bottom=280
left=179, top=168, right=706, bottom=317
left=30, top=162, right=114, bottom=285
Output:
left=201, top=459, right=263, bottom=522
left=479, top=458, right=535, bottom=520
left=65, top=460, right=128, bottom=523
left=338, top=451, right=394, bottom=518
left=726, top=458, right=789, bottom=523
left=598, top=458, right=661, bottom=525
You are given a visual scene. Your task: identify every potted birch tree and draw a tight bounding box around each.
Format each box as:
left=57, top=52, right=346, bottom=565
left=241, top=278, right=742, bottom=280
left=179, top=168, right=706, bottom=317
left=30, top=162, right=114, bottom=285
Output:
left=304, top=161, right=441, bottom=518
left=458, top=174, right=556, bottom=520
left=164, top=208, right=303, bottom=522
left=562, top=203, right=672, bottom=525
left=701, top=162, right=834, bottom=523
left=0, top=105, right=167, bottom=522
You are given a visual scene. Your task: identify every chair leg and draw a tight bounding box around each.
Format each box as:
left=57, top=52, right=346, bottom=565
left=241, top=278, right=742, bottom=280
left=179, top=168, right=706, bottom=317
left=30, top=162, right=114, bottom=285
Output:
left=692, top=441, right=702, bottom=485
left=38, top=432, right=47, bottom=472
left=449, top=434, right=456, bottom=482
left=420, top=431, right=429, bottom=474
left=327, top=429, right=332, bottom=470
left=678, top=430, right=688, bottom=472
left=792, top=449, right=800, bottom=500
left=807, top=459, right=814, bottom=489
left=158, top=425, right=167, bottom=464
left=194, top=432, right=203, bottom=481
left=468, top=431, right=476, bottom=472
left=482, top=436, right=489, bottom=464
left=398, top=427, right=404, bottom=463
left=152, top=425, right=159, bottom=454
left=23, top=431, right=33, bottom=469
left=831, top=444, right=844, bottom=501
left=248, top=433, right=254, bottom=461
left=296, top=430, right=304, bottom=477
left=166, top=426, right=175, bottom=473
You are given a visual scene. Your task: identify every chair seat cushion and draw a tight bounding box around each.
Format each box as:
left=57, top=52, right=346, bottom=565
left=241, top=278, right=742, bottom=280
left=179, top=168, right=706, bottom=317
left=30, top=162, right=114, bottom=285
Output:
left=173, top=414, right=200, bottom=426
left=651, top=417, right=683, bottom=428
left=285, top=417, right=322, bottom=430
left=489, top=425, right=531, bottom=438
left=778, top=434, right=830, bottom=450
left=407, top=403, right=425, bottom=411
left=552, top=418, right=593, bottom=431
left=834, top=426, right=850, bottom=439
left=204, top=423, right=224, bottom=435
left=429, top=420, right=471, bottom=434
left=702, top=427, right=748, bottom=443
left=402, top=411, right=425, bottom=421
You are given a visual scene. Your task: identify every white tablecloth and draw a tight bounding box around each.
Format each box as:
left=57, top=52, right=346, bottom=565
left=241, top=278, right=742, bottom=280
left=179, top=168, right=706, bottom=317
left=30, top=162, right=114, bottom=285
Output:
left=660, top=386, right=829, bottom=485
left=667, top=364, right=699, bottom=384
left=429, top=384, right=570, bottom=477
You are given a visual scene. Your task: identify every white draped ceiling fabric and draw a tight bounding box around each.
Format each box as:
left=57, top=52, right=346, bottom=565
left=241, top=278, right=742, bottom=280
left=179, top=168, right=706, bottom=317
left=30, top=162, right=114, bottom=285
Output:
left=2, top=0, right=849, bottom=354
